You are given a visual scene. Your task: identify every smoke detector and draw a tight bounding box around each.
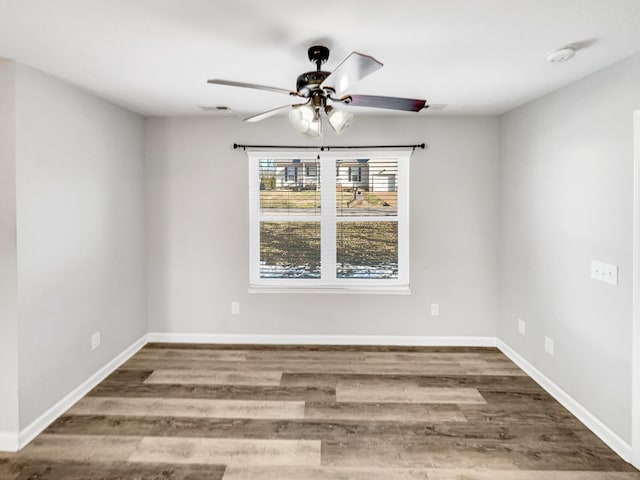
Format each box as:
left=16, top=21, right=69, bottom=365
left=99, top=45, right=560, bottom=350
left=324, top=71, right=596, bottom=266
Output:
left=546, top=47, right=576, bottom=63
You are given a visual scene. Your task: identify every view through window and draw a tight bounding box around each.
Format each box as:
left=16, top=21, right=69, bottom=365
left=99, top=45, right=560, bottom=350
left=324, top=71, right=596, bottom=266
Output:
left=248, top=150, right=410, bottom=292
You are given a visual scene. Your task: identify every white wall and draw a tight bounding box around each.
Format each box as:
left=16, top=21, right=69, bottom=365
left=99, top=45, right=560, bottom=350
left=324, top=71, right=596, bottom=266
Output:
left=15, top=65, right=147, bottom=427
left=0, top=59, right=20, bottom=447
left=633, top=110, right=640, bottom=467
left=499, top=53, right=640, bottom=443
left=145, top=115, right=500, bottom=338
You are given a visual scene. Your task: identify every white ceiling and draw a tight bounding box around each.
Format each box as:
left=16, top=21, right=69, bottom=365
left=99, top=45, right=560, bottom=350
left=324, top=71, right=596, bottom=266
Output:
left=1, top=0, right=640, bottom=117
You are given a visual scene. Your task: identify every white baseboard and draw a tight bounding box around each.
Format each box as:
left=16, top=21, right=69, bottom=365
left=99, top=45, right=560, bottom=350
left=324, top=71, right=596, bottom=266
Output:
left=0, top=432, right=18, bottom=452
left=17, top=334, right=148, bottom=450
left=497, top=339, right=632, bottom=463
left=147, top=332, right=498, bottom=347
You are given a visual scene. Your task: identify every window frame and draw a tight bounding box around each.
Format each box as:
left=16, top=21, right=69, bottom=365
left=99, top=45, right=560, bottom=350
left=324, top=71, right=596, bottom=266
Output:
left=248, top=150, right=411, bottom=294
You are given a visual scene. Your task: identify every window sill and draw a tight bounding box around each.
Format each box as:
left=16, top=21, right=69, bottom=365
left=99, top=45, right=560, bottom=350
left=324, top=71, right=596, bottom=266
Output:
left=248, top=285, right=411, bottom=295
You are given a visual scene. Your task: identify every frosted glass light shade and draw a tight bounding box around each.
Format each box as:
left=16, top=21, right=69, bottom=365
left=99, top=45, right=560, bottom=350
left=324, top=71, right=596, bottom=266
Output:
left=327, top=108, right=353, bottom=135
left=289, top=105, right=320, bottom=137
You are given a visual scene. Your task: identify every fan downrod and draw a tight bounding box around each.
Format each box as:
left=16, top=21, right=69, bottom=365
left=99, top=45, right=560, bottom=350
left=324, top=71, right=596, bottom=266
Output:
left=308, top=45, right=330, bottom=71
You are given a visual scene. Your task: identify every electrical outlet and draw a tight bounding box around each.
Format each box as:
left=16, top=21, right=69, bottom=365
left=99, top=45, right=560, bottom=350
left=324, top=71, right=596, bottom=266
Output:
left=590, top=260, right=618, bottom=286
left=544, top=336, right=554, bottom=356
left=231, top=302, right=240, bottom=315
left=430, top=304, right=439, bottom=317
left=91, top=331, right=101, bottom=350
left=518, top=318, right=526, bottom=336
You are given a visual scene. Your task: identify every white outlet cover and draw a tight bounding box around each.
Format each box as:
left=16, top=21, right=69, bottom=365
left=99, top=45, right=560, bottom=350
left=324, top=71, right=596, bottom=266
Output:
left=231, top=302, right=240, bottom=315
left=518, top=319, right=526, bottom=336
left=430, top=304, right=439, bottom=317
left=91, top=332, right=101, bottom=350
left=590, top=260, right=618, bottom=286
left=544, top=336, right=554, bottom=356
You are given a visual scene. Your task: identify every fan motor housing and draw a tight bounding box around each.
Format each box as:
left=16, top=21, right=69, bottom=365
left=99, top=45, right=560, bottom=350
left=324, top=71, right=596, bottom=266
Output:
left=296, top=71, right=331, bottom=95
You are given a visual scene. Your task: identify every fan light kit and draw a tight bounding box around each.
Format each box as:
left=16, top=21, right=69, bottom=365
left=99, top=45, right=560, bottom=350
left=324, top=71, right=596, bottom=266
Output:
left=208, top=45, right=428, bottom=137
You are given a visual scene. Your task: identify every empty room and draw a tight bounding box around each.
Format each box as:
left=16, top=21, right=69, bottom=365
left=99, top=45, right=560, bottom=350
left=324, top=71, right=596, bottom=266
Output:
left=1, top=0, right=640, bottom=478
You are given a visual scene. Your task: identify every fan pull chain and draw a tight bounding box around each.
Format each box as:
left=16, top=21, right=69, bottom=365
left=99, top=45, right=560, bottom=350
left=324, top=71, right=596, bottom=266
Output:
left=317, top=114, right=324, bottom=159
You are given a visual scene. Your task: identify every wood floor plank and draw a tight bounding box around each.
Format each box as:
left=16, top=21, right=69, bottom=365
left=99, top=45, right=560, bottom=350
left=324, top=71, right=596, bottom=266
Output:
left=47, top=415, right=412, bottom=440
left=122, top=359, right=526, bottom=376
left=323, top=439, right=639, bottom=471
left=336, top=385, right=487, bottom=404
left=136, top=347, right=248, bottom=361
left=89, top=382, right=336, bottom=402
left=145, top=369, right=283, bottom=386
left=425, top=470, right=640, bottom=480
left=128, top=437, right=321, bottom=466
left=321, top=440, right=520, bottom=469
left=13, top=434, right=142, bottom=463
left=304, top=402, right=467, bottom=422
left=98, top=369, right=154, bottom=386
left=9, top=460, right=226, bottom=480
left=46, top=414, right=594, bottom=447
left=459, top=401, right=579, bottom=424
left=397, top=419, right=586, bottom=444
left=67, top=397, right=305, bottom=420
left=361, top=352, right=487, bottom=362
left=244, top=350, right=487, bottom=363
left=280, top=372, right=541, bottom=391
left=0, top=459, right=17, bottom=480
left=222, top=466, right=428, bottom=480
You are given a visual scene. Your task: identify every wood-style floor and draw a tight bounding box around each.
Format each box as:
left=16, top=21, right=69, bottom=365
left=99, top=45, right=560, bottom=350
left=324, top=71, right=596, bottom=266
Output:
left=1, top=343, right=639, bottom=479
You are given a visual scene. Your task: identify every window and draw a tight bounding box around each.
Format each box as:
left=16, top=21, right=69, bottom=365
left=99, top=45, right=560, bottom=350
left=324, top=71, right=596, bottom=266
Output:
left=284, top=166, right=298, bottom=183
left=348, top=166, right=362, bottom=182
left=249, top=151, right=410, bottom=293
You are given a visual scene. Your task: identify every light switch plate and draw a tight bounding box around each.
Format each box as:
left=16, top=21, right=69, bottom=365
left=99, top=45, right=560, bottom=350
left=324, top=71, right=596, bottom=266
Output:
left=590, top=260, right=618, bottom=286
left=231, top=302, right=240, bottom=315
left=430, top=304, right=439, bottom=317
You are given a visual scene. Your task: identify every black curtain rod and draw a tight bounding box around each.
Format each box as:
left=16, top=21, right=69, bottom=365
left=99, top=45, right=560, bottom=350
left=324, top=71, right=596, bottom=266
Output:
left=233, top=143, right=426, bottom=151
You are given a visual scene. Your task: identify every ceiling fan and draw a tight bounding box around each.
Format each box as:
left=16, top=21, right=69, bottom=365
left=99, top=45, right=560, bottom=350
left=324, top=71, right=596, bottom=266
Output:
left=207, top=45, right=428, bottom=137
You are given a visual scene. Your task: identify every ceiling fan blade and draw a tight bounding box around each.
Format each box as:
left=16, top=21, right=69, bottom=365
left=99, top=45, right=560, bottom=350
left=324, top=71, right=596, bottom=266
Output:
left=243, top=104, right=293, bottom=123
left=208, top=79, right=299, bottom=96
left=344, top=94, right=427, bottom=112
left=320, top=52, right=383, bottom=95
